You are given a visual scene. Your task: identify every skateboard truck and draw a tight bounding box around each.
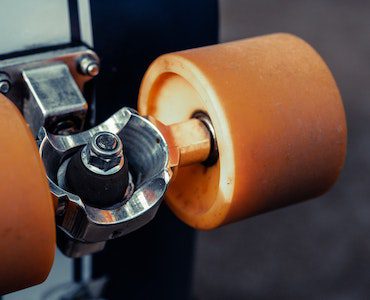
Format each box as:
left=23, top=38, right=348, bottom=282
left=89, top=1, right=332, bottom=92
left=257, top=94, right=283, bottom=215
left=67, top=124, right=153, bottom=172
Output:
left=39, top=106, right=218, bottom=257
left=0, top=45, right=218, bottom=257
left=0, top=34, right=347, bottom=261
left=40, top=109, right=162, bottom=256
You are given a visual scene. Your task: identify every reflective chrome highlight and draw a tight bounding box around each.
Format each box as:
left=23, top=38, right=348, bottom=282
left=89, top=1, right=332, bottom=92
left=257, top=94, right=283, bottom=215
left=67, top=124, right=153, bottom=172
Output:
left=39, top=108, right=171, bottom=257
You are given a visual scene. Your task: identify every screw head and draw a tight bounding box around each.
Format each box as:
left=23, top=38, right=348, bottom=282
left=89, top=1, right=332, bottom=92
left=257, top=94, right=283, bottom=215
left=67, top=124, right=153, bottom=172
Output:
left=86, top=63, right=99, bottom=77
left=79, top=56, right=100, bottom=77
left=0, top=80, right=10, bottom=94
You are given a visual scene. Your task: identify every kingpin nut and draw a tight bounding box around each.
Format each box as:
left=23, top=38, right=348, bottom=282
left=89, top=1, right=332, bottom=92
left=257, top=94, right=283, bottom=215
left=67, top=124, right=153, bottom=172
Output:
left=81, top=131, right=124, bottom=175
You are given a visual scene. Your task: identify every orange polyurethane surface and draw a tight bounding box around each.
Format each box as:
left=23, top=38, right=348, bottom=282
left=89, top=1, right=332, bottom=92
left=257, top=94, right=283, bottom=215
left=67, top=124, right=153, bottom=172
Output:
left=0, top=95, right=55, bottom=295
left=138, top=33, right=347, bottom=229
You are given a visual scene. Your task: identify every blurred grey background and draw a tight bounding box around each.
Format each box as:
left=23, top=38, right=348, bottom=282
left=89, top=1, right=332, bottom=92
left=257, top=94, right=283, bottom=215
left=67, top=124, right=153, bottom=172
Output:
left=194, top=1, right=370, bottom=299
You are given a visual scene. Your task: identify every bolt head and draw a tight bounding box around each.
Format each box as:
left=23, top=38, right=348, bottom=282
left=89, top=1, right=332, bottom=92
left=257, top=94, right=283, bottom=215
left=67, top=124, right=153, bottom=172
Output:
left=79, top=56, right=100, bottom=77
left=0, top=80, right=10, bottom=94
left=87, top=63, right=99, bottom=77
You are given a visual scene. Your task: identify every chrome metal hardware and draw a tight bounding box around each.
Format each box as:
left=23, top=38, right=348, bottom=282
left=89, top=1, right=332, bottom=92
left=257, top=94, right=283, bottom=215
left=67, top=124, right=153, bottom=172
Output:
left=38, top=108, right=171, bottom=257
left=0, top=46, right=98, bottom=135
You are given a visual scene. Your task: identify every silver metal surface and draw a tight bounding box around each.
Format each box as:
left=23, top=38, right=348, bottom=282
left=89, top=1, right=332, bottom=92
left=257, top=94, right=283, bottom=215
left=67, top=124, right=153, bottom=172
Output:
left=78, top=55, right=100, bottom=77
left=23, top=63, right=88, bottom=135
left=82, top=132, right=124, bottom=175
left=0, top=73, right=10, bottom=94
left=39, top=108, right=171, bottom=257
left=0, top=81, right=10, bottom=94
left=0, top=46, right=98, bottom=110
left=192, top=111, right=219, bottom=166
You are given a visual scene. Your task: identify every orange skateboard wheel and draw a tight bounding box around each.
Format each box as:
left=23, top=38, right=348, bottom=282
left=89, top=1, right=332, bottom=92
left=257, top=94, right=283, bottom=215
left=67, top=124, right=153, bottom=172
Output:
left=0, top=95, right=55, bottom=295
left=138, top=33, right=347, bottom=229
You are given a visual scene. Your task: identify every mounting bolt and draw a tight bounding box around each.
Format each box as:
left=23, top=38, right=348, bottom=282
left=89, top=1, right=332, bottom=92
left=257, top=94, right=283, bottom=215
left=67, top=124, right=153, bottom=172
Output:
left=81, top=131, right=124, bottom=175
left=0, top=73, right=11, bottom=94
left=78, top=55, right=100, bottom=77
